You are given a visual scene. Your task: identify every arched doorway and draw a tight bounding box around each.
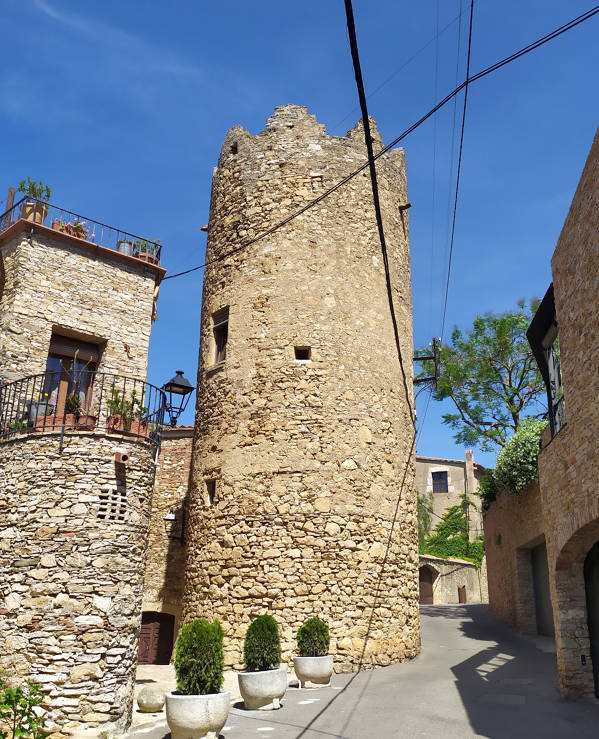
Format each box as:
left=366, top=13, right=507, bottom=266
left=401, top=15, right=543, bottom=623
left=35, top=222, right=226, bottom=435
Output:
left=138, top=612, right=175, bottom=665
left=419, top=566, right=435, bottom=605
left=584, top=541, right=599, bottom=697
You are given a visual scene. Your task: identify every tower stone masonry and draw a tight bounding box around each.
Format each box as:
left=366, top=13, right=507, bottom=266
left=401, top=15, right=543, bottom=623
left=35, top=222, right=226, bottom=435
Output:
left=183, top=104, right=420, bottom=669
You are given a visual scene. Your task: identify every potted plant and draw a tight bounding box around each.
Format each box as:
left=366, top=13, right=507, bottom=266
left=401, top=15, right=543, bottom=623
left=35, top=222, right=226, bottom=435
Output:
left=106, top=383, right=148, bottom=437
left=17, top=178, right=51, bottom=224
left=133, top=238, right=160, bottom=265
left=293, top=616, right=334, bottom=688
left=165, top=618, right=230, bottom=739
left=238, top=615, right=287, bottom=710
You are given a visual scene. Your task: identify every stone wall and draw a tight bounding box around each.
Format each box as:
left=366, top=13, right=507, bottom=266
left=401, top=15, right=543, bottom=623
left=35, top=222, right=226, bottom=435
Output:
left=419, top=555, right=487, bottom=605
left=415, top=452, right=484, bottom=540
left=483, top=482, right=544, bottom=631
left=0, top=431, right=156, bottom=735
left=0, top=228, right=158, bottom=382
left=183, top=105, right=420, bottom=670
left=142, top=427, right=193, bottom=632
left=537, top=127, right=599, bottom=697
left=483, top=128, right=599, bottom=698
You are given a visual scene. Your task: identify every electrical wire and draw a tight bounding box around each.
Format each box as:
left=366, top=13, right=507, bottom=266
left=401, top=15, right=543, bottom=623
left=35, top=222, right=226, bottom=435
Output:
left=163, top=4, right=599, bottom=283
left=329, top=0, right=477, bottom=135
left=344, top=0, right=415, bottom=426
left=440, top=0, right=475, bottom=342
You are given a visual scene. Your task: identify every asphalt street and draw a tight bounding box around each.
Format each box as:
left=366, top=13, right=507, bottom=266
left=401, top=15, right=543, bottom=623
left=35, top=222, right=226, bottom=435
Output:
left=131, top=604, right=599, bottom=739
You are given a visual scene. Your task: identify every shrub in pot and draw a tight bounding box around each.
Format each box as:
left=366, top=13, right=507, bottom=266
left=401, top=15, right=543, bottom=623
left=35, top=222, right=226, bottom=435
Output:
left=294, top=616, right=334, bottom=688
left=165, top=618, right=230, bottom=739
left=18, top=178, right=51, bottom=224
left=238, top=614, right=287, bottom=710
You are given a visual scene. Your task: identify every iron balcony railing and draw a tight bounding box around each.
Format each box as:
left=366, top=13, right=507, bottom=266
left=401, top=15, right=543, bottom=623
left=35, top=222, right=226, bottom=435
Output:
left=0, top=371, right=166, bottom=445
left=0, top=197, right=162, bottom=265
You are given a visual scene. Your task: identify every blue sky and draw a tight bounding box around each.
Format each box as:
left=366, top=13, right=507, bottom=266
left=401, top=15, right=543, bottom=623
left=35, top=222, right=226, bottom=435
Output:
left=2, top=0, right=598, bottom=468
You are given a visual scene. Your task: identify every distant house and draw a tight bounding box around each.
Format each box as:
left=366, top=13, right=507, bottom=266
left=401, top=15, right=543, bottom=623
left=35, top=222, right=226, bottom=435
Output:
left=416, top=452, right=487, bottom=606
left=484, top=127, right=599, bottom=699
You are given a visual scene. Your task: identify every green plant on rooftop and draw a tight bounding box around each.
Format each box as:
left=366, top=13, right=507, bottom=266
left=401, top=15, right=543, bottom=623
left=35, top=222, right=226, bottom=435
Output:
left=17, top=178, right=51, bottom=201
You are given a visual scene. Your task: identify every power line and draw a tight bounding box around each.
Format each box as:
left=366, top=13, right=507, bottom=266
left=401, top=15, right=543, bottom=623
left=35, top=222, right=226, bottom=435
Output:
left=344, top=0, right=415, bottom=427
left=164, top=4, right=599, bottom=283
left=441, top=0, right=475, bottom=342
left=330, top=0, right=477, bottom=135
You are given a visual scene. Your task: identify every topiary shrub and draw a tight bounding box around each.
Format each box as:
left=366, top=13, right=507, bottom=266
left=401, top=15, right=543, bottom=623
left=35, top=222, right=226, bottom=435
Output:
left=243, top=615, right=281, bottom=672
left=494, top=419, right=545, bottom=495
left=174, top=618, right=224, bottom=695
left=296, top=617, right=330, bottom=657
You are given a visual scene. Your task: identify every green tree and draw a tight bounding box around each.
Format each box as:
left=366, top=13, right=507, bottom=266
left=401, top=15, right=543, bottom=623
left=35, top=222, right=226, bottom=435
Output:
left=417, top=491, right=433, bottom=549
left=421, top=495, right=485, bottom=567
left=416, top=300, right=546, bottom=452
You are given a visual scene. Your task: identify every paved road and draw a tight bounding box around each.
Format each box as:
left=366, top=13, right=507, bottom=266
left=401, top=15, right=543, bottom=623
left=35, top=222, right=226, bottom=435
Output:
left=132, top=605, right=599, bottom=739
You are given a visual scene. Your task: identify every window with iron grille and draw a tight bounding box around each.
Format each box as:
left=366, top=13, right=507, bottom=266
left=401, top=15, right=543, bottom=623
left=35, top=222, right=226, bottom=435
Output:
left=432, top=471, right=448, bottom=493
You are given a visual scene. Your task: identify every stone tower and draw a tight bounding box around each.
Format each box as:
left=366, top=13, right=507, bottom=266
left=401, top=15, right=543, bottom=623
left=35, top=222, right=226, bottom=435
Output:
left=183, top=105, right=420, bottom=669
left=0, top=203, right=165, bottom=735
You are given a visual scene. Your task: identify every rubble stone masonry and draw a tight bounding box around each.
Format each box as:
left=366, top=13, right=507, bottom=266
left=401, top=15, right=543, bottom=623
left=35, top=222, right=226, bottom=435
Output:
left=183, top=105, right=420, bottom=669
left=142, top=427, right=193, bottom=631
left=0, top=432, right=156, bottom=735
left=484, top=128, right=599, bottom=698
left=0, top=228, right=159, bottom=381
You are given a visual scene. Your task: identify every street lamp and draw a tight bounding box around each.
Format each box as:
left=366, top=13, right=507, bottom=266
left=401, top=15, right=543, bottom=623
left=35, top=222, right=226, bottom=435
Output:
left=162, top=370, right=194, bottom=426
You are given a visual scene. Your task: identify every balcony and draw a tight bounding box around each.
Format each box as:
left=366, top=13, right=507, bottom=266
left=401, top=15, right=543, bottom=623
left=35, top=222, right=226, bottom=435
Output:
left=0, top=371, right=166, bottom=445
left=0, top=197, right=163, bottom=266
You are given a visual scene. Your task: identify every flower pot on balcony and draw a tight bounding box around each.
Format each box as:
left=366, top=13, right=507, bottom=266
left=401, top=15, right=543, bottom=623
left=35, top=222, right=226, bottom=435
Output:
left=35, top=414, right=96, bottom=431
left=133, top=250, right=159, bottom=265
left=21, top=201, right=48, bottom=224
left=106, top=415, right=148, bottom=437
left=117, top=239, right=134, bottom=256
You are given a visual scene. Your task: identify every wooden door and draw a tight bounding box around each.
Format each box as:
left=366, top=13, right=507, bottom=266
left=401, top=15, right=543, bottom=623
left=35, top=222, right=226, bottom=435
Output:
left=419, top=567, right=434, bottom=605
left=138, top=612, right=175, bottom=665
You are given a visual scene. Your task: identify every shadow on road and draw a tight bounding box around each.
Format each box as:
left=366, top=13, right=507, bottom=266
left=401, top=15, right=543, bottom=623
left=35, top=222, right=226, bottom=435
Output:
left=445, top=606, right=599, bottom=738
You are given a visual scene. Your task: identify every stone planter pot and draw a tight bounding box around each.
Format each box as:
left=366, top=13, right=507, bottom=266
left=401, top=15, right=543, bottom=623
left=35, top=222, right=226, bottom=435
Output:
left=117, top=239, right=134, bottom=256
left=293, top=655, right=334, bottom=688
left=165, top=691, right=230, bottom=739
left=238, top=667, right=287, bottom=710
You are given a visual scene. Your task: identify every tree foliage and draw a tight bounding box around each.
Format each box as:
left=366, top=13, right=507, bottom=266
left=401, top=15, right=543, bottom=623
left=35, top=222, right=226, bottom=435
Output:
left=494, top=418, right=545, bottom=494
left=417, top=491, right=433, bottom=548
left=243, top=615, right=281, bottom=672
left=416, top=300, right=545, bottom=451
left=174, top=619, right=224, bottom=695
left=296, top=617, right=330, bottom=657
left=0, top=679, right=46, bottom=739
left=420, top=496, right=484, bottom=567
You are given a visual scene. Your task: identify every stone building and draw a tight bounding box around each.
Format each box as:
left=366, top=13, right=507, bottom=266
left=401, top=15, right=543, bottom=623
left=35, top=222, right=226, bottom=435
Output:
left=140, top=425, right=193, bottom=664
left=415, top=453, right=487, bottom=606
left=181, top=104, right=420, bottom=670
left=415, top=451, right=485, bottom=540
left=0, top=200, right=165, bottom=734
left=484, top=127, right=599, bottom=698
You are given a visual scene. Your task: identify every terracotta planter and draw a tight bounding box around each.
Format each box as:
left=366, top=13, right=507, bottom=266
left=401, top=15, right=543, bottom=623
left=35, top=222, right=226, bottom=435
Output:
left=21, top=201, right=48, bottom=224
left=106, top=415, right=148, bottom=437
left=35, top=414, right=96, bottom=431
left=133, top=251, right=159, bottom=265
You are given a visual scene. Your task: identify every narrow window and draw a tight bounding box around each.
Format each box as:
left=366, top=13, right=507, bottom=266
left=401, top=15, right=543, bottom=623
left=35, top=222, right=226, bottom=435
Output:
left=205, top=479, right=216, bottom=506
left=432, top=471, right=448, bottom=493
left=294, top=346, right=311, bottom=361
left=230, top=142, right=238, bottom=155
left=212, top=309, right=229, bottom=364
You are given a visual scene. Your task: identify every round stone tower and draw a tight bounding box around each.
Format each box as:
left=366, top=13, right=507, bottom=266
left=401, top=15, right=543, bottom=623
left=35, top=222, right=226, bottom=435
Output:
left=183, top=104, right=420, bottom=669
